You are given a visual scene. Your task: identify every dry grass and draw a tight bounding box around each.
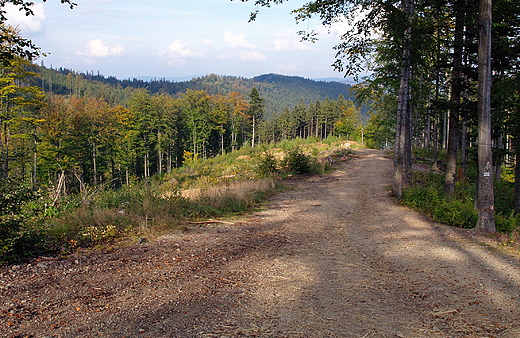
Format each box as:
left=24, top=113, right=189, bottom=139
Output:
left=179, top=178, right=277, bottom=201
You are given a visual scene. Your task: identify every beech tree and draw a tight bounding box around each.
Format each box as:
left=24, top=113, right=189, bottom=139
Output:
left=475, top=0, right=495, bottom=231
left=0, top=36, right=43, bottom=181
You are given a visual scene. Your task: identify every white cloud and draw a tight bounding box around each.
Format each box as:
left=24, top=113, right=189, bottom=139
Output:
left=239, top=50, right=266, bottom=62
left=4, top=3, right=46, bottom=33
left=81, top=39, right=127, bottom=57
left=201, top=38, right=212, bottom=46
left=223, top=32, right=257, bottom=49
left=268, top=30, right=315, bottom=52
left=218, top=50, right=265, bottom=62
left=323, top=18, right=352, bottom=38
left=159, top=40, right=203, bottom=59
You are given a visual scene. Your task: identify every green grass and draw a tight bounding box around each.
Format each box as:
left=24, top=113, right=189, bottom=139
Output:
left=401, top=170, right=520, bottom=233
left=1, top=137, right=358, bottom=264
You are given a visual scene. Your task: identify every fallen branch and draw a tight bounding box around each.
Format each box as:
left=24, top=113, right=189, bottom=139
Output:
left=209, top=288, right=247, bottom=293
left=431, top=309, right=458, bottom=317
left=188, top=219, right=236, bottom=225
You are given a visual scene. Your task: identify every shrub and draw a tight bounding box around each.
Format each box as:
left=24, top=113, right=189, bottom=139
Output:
left=0, top=180, right=42, bottom=264
left=282, top=147, right=312, bottom=175
left=256, top=149, right=279, bottom=177
left=402, top=171, right=520, bottom=233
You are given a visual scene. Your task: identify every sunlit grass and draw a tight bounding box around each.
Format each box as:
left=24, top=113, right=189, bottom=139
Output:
left=13, top=136, right=355, bottom=259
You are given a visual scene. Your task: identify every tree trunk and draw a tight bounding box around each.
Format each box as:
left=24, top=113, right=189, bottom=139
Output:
left=426, top=113, right=431, bottom=149
left=495, top=131, right=503, bottom=181
left=111, top=158, right=116, bottom=190
left=461, top=119, right=468, bottom=175
left=33, top=131, right=37, bottom=187
left=168, top=143, right=172, bottom=173
left=93, top=142, right=98, bottom=186
left=405, top=100, right=413, bottom=179
left=3, top=122, right=10, bottom=179
left=445, top=0, right=464, bottom=197
left=475, top=0, right=495, bottom=231
left=514, top=143, right=520, bottom=213
left=393, top=0, right=414, bottom=199
left=221, top=128, right=224, bottom=155
left=158, top=130, right=162, bottom=174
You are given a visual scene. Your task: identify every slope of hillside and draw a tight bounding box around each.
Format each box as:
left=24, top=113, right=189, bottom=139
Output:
left=34, top=67, right=356, bottom=119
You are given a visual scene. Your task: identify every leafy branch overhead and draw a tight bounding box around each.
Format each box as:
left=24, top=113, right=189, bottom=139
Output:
left=0, top=0, right=76, bottom=64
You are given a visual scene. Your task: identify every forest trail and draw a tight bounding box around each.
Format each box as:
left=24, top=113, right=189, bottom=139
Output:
left=2, top=149, right=520, bottom=338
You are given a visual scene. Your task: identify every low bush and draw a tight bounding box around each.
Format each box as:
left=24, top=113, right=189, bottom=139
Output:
left=256, top=149, right=279, bottom=177
left=401, top=171, right=520, bottom=233
left=282, top=147, right=313, bottom=175
left=0, top=180, right=41, bottom=264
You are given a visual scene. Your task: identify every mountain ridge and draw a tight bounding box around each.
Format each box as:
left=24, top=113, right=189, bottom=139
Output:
left=35, top=67, right=358, bottom=119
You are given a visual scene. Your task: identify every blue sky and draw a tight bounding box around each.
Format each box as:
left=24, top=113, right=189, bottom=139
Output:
left=5, top=0, right=352, bottom=80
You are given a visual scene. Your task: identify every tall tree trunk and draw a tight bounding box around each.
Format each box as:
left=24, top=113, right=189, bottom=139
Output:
left=443, top=110, right=448, bottom=150
left=93, top=142, right=97, bottom=186
left=168, top=143, right=172, bottom=173
left=252, top=115, right=256, bottom=148
left=111, top=158, right=116, bottom=190
left=405, top=100, right=413, bottom=179
left=3, top=122, right=10, bottom=179
left=461, top=119, right=468, bottom=175
left=221, top=128, right=224, bottom=155
left=33, top=136, right=37, bottom=187
left=514, top=143, right=520, bottom=213
left=393, top=0, right=414, bottom=199
left=425, top=116, right=431, bottom=149
left=0, top=119, right=4, bottom=179
left=495, top=131, right=503, bottom=181
left=432, top=11, right=442, bottom=172
left=445, top=0, right=464, bottom=197
left=158, top=131, right=162, bottom=174
left=475, top=0, right=495, bottom=231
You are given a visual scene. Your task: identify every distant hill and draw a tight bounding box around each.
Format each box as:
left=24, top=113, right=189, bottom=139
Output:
left=314, top=77, right=358, bottom=85
left=34, top=67, right=359, bottom=120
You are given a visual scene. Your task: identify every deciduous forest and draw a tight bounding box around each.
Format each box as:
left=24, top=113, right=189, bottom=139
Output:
left=2, top=0, right=520, bottom=264
left=2, top=63, right=362, bottom=191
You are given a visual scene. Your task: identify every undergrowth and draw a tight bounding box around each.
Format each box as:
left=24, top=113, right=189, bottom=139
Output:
left=401, top=171, right=520, bottom=233
left=1, top=136, right=356, bottom=265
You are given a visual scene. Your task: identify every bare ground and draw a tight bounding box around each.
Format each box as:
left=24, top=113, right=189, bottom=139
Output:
left=1, top=149, right=520, bottom=338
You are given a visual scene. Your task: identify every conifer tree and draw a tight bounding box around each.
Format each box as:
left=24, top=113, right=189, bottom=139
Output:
left=248, top=87, right=264, bottom=147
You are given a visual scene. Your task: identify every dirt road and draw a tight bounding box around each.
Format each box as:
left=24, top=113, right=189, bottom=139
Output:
left=2, top=149, right=520, bottom=337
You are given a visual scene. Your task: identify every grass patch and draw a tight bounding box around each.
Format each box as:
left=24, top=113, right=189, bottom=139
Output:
left=1, top=137, right=359, bottom=264
left=401, top=171, right=520, bottom=233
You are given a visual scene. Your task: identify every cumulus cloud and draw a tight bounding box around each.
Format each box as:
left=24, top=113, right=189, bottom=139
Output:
left=223, top=32, right=257, bottom=49
left=159, top=40, right=203, bottom=59
left=321, top=18, right=352, bottom=38
left=268, top=30, right=315, bottom=52
left=239, top=50, right=266, bottom=62
left=220, top=32, right=265, bottom=62
left=81, top=39, right=126, bottom=57
left=4, top=3, right=46, bottom=33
